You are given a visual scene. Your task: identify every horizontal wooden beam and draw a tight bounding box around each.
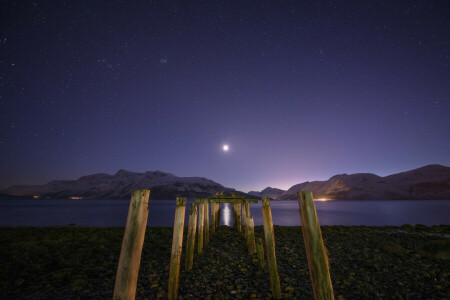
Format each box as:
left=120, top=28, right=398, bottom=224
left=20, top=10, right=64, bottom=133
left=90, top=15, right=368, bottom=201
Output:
left=208, top=199, right=258, bottom=204
left=209, top=195, right=245, bottom=199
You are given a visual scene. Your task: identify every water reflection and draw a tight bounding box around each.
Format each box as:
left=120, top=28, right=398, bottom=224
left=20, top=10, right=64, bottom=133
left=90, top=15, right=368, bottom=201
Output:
left=221, top=203, right=232, bottom=226
left=0, top=198, right=449, bottom=226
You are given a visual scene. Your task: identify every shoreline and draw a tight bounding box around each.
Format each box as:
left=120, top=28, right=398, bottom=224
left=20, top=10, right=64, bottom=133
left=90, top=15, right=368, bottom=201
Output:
left=1, top=225, right=448, bottom=299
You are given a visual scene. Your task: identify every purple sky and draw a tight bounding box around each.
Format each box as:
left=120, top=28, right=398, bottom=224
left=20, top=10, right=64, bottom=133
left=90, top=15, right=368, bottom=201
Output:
left=1, top=1, right=449, bottom=192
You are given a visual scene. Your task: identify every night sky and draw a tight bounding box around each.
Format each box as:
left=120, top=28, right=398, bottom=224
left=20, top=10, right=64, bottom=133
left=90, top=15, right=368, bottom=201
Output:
left=1, top=1, right=449, bottom=192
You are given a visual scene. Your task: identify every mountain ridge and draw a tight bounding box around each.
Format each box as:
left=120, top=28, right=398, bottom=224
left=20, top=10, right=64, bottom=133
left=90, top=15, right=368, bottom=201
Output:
left=248, top=187, right=286, bottom=200
left=1, top=164, right=449, bottom=200
left=278, top=164, right=450, bottom=200
left=0, top=170, right=253, bottom=200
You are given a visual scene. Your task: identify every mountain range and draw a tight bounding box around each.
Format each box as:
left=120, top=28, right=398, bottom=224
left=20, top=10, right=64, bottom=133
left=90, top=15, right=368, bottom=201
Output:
left=1, top=164, right=449, bottom=200
left=248, top=187, right=286, bottom=200
left=0, top=170, right=250, bottom=199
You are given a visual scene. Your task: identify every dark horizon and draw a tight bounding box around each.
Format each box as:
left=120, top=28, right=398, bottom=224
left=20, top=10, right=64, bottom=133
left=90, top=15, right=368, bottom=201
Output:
left=1, top=1, right=449, bottom=192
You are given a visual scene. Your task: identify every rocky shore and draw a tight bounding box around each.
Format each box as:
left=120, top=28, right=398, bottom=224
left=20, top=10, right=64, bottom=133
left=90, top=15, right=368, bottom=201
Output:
left=0, top=225, right=448, bottom=299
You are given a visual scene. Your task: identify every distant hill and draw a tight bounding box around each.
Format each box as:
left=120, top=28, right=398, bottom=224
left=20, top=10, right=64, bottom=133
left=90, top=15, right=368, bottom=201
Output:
left=0, top=170, right=253, bottom=200
left=278, top=164, right=450, bottom=200
left=248, top=187, right=286, bottom=200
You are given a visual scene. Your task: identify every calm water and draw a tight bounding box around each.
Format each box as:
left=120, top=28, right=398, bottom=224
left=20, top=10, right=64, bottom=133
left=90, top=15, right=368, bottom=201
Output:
left=0, top=198, right=449, bottom=227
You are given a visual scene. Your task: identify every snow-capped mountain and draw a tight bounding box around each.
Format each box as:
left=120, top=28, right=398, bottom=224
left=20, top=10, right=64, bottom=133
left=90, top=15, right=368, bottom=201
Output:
left=0, top=169, right=249, bottom=199
left=278, top=164, right=450, bottom=200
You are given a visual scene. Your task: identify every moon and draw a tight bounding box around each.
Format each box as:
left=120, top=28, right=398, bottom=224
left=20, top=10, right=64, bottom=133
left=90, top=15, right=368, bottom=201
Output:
left=223, top=144, right=229, bottom=151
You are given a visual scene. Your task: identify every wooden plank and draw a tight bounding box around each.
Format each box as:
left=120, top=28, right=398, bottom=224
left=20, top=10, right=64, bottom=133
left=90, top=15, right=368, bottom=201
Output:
left=114, top=189, right=150, bottom=300
left=185, top=203, right=198, bottom=271
left=209, top=195, right=244, bottom=199
left=208, top=198, right=258, bottom=204
left=261, top=197, right=281, bottom=299
left=298, top=191, right=334, bottom=300
left=197, top=200, right=204, bottom=254
left=168, top=197, right=187, bottom=300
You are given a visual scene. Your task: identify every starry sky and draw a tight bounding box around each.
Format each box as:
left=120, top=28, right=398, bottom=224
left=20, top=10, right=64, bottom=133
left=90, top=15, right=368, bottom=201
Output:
left=1, top=1, right=449, bottom=192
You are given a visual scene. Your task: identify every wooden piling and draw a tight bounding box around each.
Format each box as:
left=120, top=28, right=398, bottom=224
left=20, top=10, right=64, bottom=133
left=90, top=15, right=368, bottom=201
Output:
left=113, top=189, right=150, bottom=300
left=297, top=191, right=334, bottom=300
left=232, top=203, right=236, bottom=228
left=198, top=200, right=204, bottom=254
left=244, top=201, right=250, bottom=218
left=236, top=203, right=241, bottom=232
left=211, top=202, right=216, bottom=234
left=261, top=197, right=281, bottom=299
left=185, top=203, right=198, bottom=272
left=242, top=202, right=248, bottom=238
left=205, top=200, right=210, bottom=244
left=256, top=238, right=265, bottom=269
left=246, top=217, right=256, bottom=254
left=217, top=204, right=220, bottom=227
left=168, top=197, right=187, bottom=300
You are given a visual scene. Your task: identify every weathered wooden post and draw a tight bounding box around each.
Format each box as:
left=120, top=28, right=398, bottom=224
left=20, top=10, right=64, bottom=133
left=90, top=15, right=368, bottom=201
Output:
left=216, top=203, right=220, bottom=227
left=211, top=202, right=216, bottom=235
left=256, top=237, right=265, bottom=269
left=205, top=200, right=210, bottom=245
left=242, top=202, right=248, bottom=238
left=114, top=189, right=150, bottom=300
left=236, top=203, right=241, bottom=232
left=185, top=203, right=198, bottom=271
left=198, top=200, right=204, bottom=254
left=232, top=203, right=236, bottom=228
left=246, top=217, right=256, bottom=254
left=297, top=191, right=334, bottom=300
left=168, top=197, right=187, bottom=300
left=261, top=197, right=281, bottom=299
left=245, top=201, right=250, bottom=216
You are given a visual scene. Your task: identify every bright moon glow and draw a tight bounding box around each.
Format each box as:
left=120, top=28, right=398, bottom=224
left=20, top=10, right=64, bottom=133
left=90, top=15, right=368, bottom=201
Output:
left=223, top=144, right=229, bottom=151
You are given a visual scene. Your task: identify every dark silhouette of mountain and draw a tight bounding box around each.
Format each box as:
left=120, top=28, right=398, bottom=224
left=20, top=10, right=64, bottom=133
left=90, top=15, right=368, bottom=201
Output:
left=0, top=170, right=253, bottom=200
left=278, top=164, right=450, bottom=200
left=248, top=187, right=286, bottom=199
left=2, top=165, right=449, bottom=200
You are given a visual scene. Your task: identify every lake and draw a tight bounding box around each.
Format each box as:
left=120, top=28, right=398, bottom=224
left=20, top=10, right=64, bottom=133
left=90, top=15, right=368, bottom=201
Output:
left=1, top=198, right=449, bottom=227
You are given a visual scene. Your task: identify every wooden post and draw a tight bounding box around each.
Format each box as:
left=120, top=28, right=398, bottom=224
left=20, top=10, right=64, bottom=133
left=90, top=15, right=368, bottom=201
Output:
left=185, top=203, right=198, bottom=271
left=242, top=203, right=248, bottom=238
left=261, top=197, right=281, bottom=299
left=217, top=204, right=220, bottom=227
left=236, top=203, right=241, bottom=232
left=205, top=200, right=210, bottom=245
left=168, top=197, right=187, bottom=300
left=244, top=201, right=250, bottom=218
left=114, top=189, right=150, bottom=300
left=256, top=238, right=265, bottom=269
left=198, top=200, right=204, bottom=254
left=211, top=202, right=216, bottom=235
left=232, top=203, right=236, bottom=228
left=246, top=217, right=256, bottom=254
left=298, top=191, right=334, bottom=300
